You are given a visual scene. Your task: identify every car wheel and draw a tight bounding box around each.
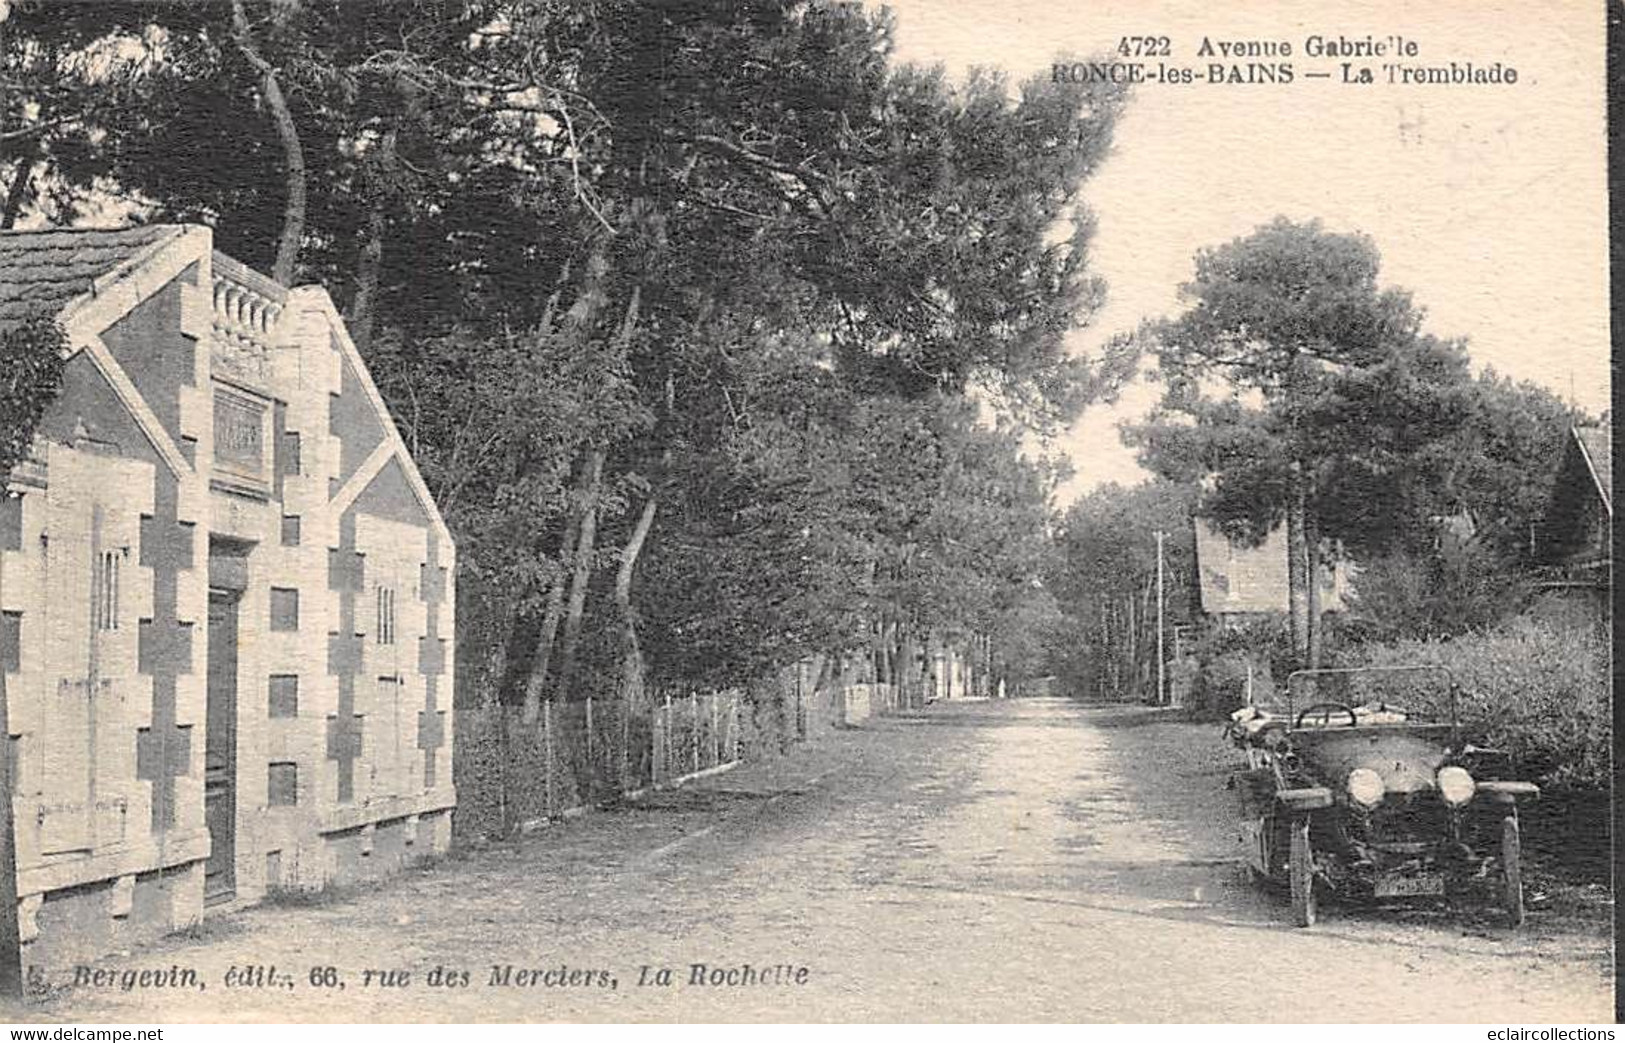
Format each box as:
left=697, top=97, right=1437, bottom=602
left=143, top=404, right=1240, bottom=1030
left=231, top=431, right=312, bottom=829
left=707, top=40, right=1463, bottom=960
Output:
left=1501, top=815, right=1525, bottom=927
left=1289, top=816, right=1316, bottom=928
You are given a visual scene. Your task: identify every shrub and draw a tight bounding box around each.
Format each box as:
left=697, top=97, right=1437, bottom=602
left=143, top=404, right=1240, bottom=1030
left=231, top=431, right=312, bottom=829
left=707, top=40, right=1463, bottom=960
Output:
left=1339, top=544, right=1530, bottom=644
left=1186, top=618, right=1288, bottom=718
left=1166, top=654, right=1199, bottom=708
left=1344, top=615, right=1609, bottom=792
left=1190, top=649, right=1277, bottom=718
left=0, top=315, right=67, bottom=473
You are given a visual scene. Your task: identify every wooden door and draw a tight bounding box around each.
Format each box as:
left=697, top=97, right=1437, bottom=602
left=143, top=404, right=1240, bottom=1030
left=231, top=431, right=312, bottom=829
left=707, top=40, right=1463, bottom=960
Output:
left=204, top=590, right=238, bottom=903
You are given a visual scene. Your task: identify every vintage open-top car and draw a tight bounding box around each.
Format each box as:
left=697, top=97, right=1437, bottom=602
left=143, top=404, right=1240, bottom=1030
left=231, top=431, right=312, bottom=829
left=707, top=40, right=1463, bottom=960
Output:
left=1226, top=665, right=1539, bottom=927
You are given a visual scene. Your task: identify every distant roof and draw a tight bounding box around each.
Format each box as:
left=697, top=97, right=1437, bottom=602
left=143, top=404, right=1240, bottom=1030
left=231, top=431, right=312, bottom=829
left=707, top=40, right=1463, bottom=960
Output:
left=1574, top=426, right=1611, bottom=512
left=1194, top=520, right=1347, bottom=615
left=0, top=225, right=185, bottom=330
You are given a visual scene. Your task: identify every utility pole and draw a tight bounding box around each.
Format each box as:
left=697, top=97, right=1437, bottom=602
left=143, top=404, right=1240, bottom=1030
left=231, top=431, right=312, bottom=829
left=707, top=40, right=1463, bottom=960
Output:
left=1155, top=530, right=1166, bottom=707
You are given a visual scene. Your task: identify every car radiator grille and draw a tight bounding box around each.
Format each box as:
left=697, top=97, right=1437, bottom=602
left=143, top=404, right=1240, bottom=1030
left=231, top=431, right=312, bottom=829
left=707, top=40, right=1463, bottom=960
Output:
left=1357, top=795, right=1448, bottom=849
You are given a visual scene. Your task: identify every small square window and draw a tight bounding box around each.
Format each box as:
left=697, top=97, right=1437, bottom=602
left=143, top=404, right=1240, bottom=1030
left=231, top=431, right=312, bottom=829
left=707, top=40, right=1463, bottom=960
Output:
left=0, top=611, right=19, bottom=673
left=280, top=515, right=301, bottom=547
left=267, top=762, right=298, bottom=806
left=0, top=495, right=21, bottom=553
left=269, top=674, right=299, bottom=718
left=281, top=431, right=302, bottom=476
left=269, top=588, right=299, bottom=631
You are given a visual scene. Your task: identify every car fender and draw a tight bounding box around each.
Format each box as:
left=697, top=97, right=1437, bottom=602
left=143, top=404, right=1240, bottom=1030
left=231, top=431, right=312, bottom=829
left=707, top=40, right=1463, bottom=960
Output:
left=1475, top=780, right=1540, bottom=803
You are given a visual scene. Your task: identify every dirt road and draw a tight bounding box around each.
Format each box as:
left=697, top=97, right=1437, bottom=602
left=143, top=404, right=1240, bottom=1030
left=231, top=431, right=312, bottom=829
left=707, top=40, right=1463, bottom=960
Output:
left=22, top=698, right=1614, bottom=1022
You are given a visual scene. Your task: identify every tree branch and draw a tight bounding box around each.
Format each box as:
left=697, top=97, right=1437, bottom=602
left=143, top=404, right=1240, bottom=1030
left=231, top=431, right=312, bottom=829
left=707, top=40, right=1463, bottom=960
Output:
left=230, top=0, right=307, bottom=285
left=0, top=118, right=70, bottom=145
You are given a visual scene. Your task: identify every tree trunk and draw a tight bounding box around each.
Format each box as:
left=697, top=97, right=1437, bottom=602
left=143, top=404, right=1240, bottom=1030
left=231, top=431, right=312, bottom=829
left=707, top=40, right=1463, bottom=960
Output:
left=1, top=150, right=34, bottom=230
left=614, top=496, right=657, bottom=611
left=348, top=126, right=399, bottom=353
left=349, top=193, right=387, bottom=352
left=875, top=617, right=889, bottom=689
left=1306, top=518, right=1324, bottom=670
left=613, top=492, right=659, bottom=707
left=1286, top=476, right=1311, bottom=667
left=519, top=507, right=581, bottom=720
left=898, top=626, right=916, bottom=708
left=231, top=0, right=306, bottom=286
left=1142, top=575, right=1155, bottom=700
left=1124, top=592, right=1135, bottom=681
left=485, top=610, right=511, bottom=706
left=1100, top=606, right=1109, bottom=696
left=554, top=448, right=604, bottom=701
left=892, top=621, right=904, bottom=692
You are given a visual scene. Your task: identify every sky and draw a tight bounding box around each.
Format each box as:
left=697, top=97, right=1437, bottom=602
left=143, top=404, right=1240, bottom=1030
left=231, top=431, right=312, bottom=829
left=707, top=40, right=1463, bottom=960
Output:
left=881, top=0, right=1610, bottom=503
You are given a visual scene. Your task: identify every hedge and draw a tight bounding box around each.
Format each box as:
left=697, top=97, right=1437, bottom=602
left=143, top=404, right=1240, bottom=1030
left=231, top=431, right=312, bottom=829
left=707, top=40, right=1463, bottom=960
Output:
left=1344, top=614, right=1609, bottom=792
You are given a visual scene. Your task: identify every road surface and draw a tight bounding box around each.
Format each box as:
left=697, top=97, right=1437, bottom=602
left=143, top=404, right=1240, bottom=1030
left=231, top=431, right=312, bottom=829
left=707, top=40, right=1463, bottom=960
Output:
left=21, top=698, right=1614, bottom=1022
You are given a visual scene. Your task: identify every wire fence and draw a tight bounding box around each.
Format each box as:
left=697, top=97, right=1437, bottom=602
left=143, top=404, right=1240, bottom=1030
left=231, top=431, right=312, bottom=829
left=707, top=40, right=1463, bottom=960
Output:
left=453, top=689, right=753, bottom=839
left=453, top=655, right=900, bottom=841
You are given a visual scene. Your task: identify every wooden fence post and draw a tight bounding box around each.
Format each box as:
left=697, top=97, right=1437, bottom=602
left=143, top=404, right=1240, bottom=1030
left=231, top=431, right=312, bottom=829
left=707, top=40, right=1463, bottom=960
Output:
left=663, top=692, right=672, bottom=783
left=650, top=694, right=660, bottom=786
left=619, top=695, right=630, bottom=793
left=543, top=699, right=554, bottom=817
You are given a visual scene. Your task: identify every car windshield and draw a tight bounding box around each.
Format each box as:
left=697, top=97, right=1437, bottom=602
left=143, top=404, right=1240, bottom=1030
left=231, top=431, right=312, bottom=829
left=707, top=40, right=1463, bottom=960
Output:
left=1246, top=666, right=1455, bottom=726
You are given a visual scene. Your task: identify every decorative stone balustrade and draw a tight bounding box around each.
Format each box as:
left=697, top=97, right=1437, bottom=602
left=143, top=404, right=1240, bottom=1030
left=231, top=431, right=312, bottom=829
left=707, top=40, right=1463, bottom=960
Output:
left=209, top=253, right=288, bottom=389
left=210, top=264, right=284, bottom=340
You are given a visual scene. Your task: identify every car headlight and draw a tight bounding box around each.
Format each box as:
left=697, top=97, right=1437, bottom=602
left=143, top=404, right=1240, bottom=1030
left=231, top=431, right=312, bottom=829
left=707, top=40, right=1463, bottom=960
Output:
left=1347, top=767, right=1385, bottom=807
left=1437, top=765, right=1476, bottom=805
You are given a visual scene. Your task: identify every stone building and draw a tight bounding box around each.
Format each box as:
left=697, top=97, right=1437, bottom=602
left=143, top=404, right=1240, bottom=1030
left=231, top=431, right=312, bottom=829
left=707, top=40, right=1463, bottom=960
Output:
left=1536, top=425, right=1611, bottom=632
left=1193, top=521, right=1350, bottom=625
left=0, top=225, right=455, bottom=968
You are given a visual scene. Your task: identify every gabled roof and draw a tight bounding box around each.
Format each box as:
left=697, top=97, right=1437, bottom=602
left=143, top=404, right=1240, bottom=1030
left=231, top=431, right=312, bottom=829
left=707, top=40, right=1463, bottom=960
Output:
left=0, top=226, right=186, bottom=330
left=1573, top=426, right=1611, bottom=514
left=1539, top=425, right=1613, bottom=565
left=279, top=284, right=457, bottom=556
left=2, top=222, right=456, bottom=556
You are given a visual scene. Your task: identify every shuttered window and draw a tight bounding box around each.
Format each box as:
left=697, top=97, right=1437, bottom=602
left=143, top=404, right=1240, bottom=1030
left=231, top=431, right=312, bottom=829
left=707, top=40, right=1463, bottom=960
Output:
left=376, top=587, right=396, bottom=645
left=92, top=550, right=120, bottom=630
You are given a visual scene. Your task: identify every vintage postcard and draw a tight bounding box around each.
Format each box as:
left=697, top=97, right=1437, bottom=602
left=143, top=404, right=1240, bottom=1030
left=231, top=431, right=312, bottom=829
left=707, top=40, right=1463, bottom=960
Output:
left=0, top=0, right=1611, bottom=1026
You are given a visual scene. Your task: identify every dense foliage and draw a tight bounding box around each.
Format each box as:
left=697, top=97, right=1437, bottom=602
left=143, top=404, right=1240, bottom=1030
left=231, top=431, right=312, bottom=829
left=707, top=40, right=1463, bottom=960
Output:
left=1345, top=615, right=1609, bottom=793
left=0, top=315, right=66, bottom=474
left=2, top=1, right=1129, bottom=704
left=1049, top=479, right=1198, bottom=700
left=1124, top=218, right=1590, bottom=670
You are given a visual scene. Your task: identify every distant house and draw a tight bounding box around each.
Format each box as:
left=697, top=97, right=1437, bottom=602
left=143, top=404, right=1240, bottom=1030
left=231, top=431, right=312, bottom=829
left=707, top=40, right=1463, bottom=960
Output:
left=1193, top=520, right=1351, bottom=625
left=1536, top=425, right=1611, bottom=627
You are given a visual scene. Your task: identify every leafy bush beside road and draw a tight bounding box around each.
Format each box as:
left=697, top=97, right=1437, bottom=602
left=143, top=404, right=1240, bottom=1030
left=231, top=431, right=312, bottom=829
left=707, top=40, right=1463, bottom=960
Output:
left=1345, top=615, right=1609, bottom=792
left=1186, top=618, right=1291, bottom=717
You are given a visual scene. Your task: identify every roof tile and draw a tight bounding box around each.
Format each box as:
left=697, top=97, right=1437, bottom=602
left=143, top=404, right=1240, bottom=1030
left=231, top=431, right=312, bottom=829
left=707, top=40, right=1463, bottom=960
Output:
left=0, top=225, right=183, bottom=329
left=1575, top=426, right=1611, bottom=509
